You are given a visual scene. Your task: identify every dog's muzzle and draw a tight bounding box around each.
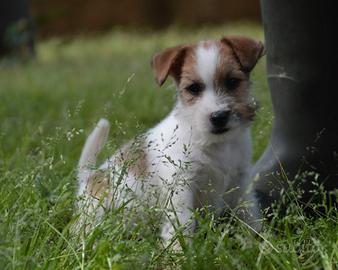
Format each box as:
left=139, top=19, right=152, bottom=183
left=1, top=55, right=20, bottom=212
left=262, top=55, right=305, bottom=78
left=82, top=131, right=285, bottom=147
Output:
left=210, top=110, right=230, bottom=134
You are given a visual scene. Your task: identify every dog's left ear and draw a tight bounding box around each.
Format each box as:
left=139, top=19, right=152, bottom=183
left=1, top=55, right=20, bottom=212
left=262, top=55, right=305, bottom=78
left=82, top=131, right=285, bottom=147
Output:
left=221, top=36, right=265, bottom=73
left=151, top=45, right=187, bottom=86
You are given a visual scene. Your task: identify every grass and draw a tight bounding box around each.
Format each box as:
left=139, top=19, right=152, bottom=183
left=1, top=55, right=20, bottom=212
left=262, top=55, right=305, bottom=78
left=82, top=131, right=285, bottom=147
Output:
left=0, top=23, right=336, bottom=269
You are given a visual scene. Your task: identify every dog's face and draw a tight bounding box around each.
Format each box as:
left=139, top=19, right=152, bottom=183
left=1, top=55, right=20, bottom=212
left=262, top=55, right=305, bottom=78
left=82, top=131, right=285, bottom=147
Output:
left=151, top=36, right=264, bottom=141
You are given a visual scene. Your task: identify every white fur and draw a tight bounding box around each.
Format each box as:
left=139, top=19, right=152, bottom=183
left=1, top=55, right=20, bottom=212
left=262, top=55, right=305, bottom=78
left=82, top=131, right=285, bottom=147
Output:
left=78, top=118, right=110, bottom=196
left=196, top=43, right=219, bottom=86
left=144, top=112, right=260, bottom=243
left=77, top=42, right=261, bottom=248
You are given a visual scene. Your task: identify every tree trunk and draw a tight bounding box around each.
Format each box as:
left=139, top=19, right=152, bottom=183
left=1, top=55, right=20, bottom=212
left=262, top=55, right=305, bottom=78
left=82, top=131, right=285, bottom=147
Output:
left=0, top=0, right=34, bottom=59
left=254, top=0, right=338, bottom=212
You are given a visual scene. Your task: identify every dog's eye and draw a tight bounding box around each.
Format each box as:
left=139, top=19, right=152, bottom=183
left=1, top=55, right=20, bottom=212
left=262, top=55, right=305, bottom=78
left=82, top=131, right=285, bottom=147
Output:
left=225, top=77, right=241, bottom=91
left=186, top=83, right=203, bottom=95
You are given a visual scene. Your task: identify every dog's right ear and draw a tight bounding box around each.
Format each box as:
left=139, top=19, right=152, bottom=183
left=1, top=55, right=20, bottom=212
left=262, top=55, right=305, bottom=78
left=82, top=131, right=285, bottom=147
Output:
left=151, top=45, right=186, bottom=86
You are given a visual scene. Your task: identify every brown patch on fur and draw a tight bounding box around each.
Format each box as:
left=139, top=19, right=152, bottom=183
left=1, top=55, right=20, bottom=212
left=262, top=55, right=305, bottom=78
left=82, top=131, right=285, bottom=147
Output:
left=152, top=43, right=204, bottom=106
left=233, top=101, right=257, bottom=122
left=179, top=86, right=201, bottom=106
left=115, top=137, right=148, bottom=178
left=214, top=41, right=251, bottom=101
left=86, top=138, right=148, bottom=200
left=86, top=171, right=110, bottom=200
left=176, top=45, right=205, bottom=106
left=215, top=39, right=259, bottom=121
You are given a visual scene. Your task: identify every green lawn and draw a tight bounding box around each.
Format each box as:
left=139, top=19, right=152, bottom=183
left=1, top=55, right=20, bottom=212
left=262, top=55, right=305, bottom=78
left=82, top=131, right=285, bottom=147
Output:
left=0, top=23, right=336, bottom=269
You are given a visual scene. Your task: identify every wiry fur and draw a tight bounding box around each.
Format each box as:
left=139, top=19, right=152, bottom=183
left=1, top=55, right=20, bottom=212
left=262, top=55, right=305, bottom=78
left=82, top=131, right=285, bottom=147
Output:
left=76, top=37, right=264, bottom=247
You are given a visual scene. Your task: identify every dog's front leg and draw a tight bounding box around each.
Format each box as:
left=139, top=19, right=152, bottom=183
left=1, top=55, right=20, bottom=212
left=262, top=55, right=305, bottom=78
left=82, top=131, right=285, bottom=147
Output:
left=160, top=184, right=195, bottom=249
left=236, top=189, right=262, bottom=232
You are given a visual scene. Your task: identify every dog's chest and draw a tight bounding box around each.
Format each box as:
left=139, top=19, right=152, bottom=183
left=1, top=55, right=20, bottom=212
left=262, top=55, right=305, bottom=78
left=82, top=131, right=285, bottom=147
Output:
left=150, top=126, right=250, bottom=183
left=185, top=139, right=250, bottom=213
left=146, top=114, right=252, bottom=205
left=196, top=137, right=249, bottom=183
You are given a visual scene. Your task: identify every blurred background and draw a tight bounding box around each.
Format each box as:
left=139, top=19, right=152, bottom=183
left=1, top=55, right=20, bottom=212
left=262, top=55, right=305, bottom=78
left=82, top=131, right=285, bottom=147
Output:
left=1, top=0, right=261, bottom=57
left=32, top=0, right=261, bottom=36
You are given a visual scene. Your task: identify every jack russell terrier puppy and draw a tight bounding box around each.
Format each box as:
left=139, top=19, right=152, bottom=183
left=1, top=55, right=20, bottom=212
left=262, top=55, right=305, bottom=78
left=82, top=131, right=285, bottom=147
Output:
left=76, top=36, right=265, bottom=247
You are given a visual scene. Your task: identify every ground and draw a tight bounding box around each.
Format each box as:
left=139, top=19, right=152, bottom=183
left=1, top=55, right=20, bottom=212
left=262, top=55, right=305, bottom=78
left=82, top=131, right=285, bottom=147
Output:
left=0, top=23, right=336, bottom=269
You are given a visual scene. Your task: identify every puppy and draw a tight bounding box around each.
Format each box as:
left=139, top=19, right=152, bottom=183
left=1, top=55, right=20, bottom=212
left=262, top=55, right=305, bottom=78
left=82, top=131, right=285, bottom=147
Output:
left=76, top=36, right=265, bottom=247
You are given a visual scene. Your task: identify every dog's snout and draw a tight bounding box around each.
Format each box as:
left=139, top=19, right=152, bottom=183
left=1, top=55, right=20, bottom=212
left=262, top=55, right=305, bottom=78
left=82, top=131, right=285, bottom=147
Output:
left=210, top=110, right=230, bottom=127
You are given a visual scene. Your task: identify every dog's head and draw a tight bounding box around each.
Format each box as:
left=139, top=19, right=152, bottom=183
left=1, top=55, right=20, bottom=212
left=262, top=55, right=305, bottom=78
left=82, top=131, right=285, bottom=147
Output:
left=151, top=36, right=264, bottom=141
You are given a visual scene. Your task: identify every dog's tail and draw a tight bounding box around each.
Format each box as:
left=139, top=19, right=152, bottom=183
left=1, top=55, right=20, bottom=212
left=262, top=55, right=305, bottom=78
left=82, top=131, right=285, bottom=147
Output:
left=77, top=118, right=110, bottom=195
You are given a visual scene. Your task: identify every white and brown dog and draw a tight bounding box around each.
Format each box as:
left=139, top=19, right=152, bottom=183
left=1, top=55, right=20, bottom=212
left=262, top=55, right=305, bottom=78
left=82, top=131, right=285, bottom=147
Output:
left=77, top=36, right=265, bottom=246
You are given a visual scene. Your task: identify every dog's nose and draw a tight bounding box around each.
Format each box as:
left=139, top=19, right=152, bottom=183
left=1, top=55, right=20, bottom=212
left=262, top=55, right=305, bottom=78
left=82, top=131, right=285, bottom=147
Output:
left=210, top=110, right=230, bottom=127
